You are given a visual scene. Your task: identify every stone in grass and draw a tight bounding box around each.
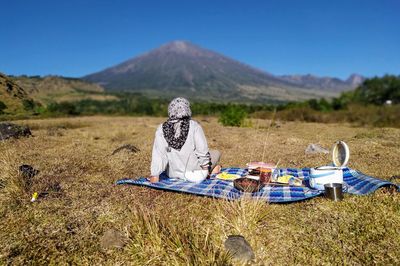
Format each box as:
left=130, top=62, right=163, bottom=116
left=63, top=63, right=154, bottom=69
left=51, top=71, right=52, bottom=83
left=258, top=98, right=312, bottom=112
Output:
left=224, top=235, right=255, bottom=263
left=112, top=144, right=140, bottom=155
left=19, top=164, right=39, bottom=190
left=0, top=123, right=32, bottom=141
left=100, top=229, right=127, bottom=250
left=305, top=143, right=329, bottom=154
left=19, top=165, right=40, bottom=179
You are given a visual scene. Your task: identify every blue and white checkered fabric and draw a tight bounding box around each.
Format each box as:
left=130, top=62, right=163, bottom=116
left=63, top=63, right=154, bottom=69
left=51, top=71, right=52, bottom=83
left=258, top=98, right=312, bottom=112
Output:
left=116, top=167, right=399, bottom=203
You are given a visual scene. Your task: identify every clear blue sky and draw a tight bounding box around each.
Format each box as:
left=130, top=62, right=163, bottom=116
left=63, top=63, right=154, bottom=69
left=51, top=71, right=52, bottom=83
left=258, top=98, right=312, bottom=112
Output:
left=0, top=0, right=399, bottom=79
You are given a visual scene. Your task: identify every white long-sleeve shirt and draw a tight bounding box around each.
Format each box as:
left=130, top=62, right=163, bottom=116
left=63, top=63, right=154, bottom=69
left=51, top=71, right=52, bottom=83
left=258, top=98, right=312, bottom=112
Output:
left=150, top=120, right=211, bottom=179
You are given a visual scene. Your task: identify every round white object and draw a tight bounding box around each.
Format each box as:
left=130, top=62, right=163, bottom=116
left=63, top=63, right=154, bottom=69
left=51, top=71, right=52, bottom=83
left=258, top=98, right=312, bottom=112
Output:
left=309, top=166, right=343, bottom=190
left=332, top=141, right=350, bottom=168
left=184, top=170, right=208, bottom=184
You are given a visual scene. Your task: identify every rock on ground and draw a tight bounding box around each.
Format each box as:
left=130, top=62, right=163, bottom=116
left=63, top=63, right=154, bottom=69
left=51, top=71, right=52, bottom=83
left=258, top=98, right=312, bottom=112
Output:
left=100, top=229, right=127, bottom=250
left=0, top=123, right=32, bottom=141
left=112, top=144, right=140, bottom=155
left=19, top=165, right=39, bottom=179
left=224, top=235, right=255, bottom=262
left=19, top=165, right=39, bottom=190
left=305, top=143, right=329, bottom=154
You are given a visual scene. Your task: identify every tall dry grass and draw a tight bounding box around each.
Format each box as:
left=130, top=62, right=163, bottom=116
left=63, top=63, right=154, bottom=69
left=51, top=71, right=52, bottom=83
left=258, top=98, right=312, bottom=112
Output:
left=128, top=205, right=229, bottom=265
left=0, top=143, right=27, bottom=213
left=0, top=116, right=399, bottom=265
left=126, top=197, right=269, bottom=265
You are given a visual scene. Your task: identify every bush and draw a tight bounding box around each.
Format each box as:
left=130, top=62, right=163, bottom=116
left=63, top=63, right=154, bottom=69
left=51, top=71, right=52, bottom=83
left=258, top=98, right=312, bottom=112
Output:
left=22, top=99, right=36, bottom=111
left=344, top=104, right=400, bottom=127
left=0, top=101, right=7, bottom=114
left=47, top=102, right=80, bottom=115
left=218, top=105, right=247, bottom=127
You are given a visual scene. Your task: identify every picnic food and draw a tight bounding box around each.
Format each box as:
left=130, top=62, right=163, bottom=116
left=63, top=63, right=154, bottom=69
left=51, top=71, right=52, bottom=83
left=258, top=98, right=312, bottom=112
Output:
left=247, top=162, right=276, bottom=184
left=248, top=167, right=260, bottom=176
left=216, top=172, right=241, bottom=180
left=234, top=177, right=263, bottom=192
left=277, top=175, right=293, bottom=184
left=260, top=168, right=272, bottom=184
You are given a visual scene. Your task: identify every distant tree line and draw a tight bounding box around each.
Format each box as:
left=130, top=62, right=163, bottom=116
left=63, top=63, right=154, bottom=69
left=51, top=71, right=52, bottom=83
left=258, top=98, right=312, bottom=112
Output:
left=2, top=75, right=399, bottom=127
left=352, top=75, right=400, bottom=105
left=41, top=95, right=274, bottom=117
left=275, top=75, right=400, bottom=112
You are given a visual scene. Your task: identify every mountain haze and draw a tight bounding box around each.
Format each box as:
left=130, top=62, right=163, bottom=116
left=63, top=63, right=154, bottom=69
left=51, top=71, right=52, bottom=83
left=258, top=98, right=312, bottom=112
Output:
left=279, top=73, right=365, bottom=92
left=84, top=41, right=363, bottom=102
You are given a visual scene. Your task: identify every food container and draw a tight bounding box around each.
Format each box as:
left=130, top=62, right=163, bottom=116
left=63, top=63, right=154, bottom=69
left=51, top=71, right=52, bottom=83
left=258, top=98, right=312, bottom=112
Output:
left=310, top=166, right=343, bottom=190
left=234, top=177, right=264, bottom=193
left=260, top=168, right=272, bottom=184
left=246, top=162, right=276, bottom=184
left=309, top=141, right=350, bottom=190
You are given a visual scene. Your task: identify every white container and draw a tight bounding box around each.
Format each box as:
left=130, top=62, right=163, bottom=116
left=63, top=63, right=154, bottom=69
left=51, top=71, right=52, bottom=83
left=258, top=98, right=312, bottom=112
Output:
left=184, top=169, right=208, bottom=184
left=309, top=141, right=350, bottom=190
left=310, top=166, right=343, bottom=190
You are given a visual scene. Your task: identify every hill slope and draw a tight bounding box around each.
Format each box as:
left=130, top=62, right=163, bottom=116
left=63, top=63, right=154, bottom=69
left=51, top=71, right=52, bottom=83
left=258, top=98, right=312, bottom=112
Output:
left=0, top=72, right=34, bottom=115
left=11, top=75, right=114, bottom=103
left=83, top=41, right=361, bottom=102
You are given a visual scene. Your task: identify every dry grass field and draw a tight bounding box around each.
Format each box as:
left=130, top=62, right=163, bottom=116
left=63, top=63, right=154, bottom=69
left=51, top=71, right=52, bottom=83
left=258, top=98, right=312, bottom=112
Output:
left=1, top=116, right=399, bottom=265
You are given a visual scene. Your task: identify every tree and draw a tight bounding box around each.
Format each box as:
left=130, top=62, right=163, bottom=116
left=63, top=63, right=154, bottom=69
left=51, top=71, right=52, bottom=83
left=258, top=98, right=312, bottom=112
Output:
left=307, top=98, right=332, bottom=112
left=353, top=75, right=400, bottom=105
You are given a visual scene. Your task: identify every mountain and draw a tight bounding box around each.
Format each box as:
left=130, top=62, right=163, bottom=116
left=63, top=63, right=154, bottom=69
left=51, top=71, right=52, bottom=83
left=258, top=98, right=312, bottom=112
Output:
left=346, top=74, right=365, bottom=87
left=279, top=73, right=365, bottom=92
left=0, top=72, right=34, bottom=115
left=84, top=41, right=360, bottom=103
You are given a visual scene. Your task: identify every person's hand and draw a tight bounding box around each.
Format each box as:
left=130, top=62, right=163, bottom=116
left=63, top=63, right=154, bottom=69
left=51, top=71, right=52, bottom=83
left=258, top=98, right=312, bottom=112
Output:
left=149, top=176, right=159, bottom=183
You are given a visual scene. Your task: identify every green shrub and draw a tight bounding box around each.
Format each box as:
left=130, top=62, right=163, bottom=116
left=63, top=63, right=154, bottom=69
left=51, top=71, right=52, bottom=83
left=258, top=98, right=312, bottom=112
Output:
left=0, top=101, right=7, bottom=114
left=218, top=105, right=247, bottom=127
left=47, top=102, right=80, bottom=115
left=22, top=99, right=36, bottom=110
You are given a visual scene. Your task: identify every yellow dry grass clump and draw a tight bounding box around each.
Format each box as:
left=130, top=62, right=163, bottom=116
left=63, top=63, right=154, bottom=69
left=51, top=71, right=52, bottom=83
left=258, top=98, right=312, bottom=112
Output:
left=0, top=116, right=399, bottom=265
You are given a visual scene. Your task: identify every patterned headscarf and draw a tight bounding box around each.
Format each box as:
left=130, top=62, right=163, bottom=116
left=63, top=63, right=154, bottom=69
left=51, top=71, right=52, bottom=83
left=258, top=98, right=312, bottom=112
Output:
left=167, top=97, right=192, bottom=119
left=162, top=97, right=192, bottom=150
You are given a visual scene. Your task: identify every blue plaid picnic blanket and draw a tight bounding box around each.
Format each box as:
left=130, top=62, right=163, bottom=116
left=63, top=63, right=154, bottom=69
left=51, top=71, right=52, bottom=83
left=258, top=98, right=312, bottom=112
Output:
left=116, top=167, right=399, bottom=203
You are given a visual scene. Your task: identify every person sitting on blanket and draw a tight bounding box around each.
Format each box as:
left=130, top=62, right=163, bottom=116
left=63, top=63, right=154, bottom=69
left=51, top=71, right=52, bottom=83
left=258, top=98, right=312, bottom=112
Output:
left=149, top=97, right=222, bottom=183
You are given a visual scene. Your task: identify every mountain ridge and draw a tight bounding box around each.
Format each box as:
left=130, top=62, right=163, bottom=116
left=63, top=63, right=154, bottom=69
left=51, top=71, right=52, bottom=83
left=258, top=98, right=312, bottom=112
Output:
left=82, top=40, right=364, bottom=102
